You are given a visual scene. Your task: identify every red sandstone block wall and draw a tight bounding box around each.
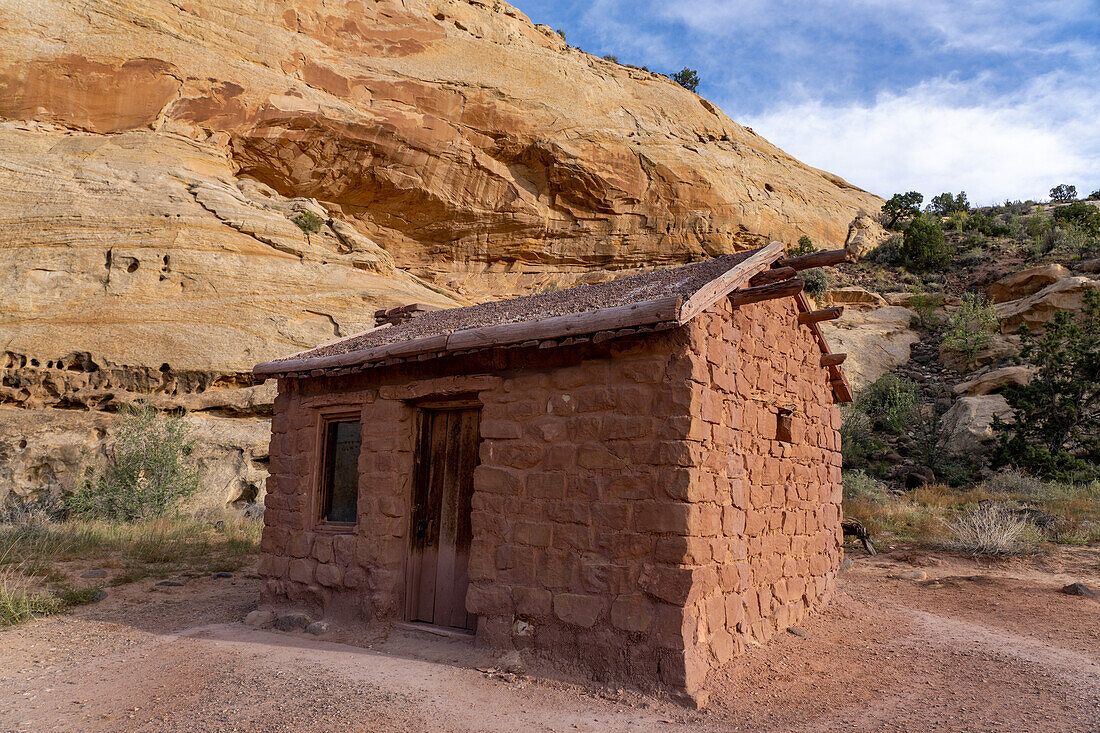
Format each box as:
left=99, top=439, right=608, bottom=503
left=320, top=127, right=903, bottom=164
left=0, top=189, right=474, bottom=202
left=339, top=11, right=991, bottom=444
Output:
left=674, top=297, right=843, bottom=696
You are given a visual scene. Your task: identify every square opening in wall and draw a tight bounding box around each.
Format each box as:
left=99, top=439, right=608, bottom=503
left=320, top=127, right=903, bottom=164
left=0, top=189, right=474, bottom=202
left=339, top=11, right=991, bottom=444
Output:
left=776, top=408, right=793, bottom=443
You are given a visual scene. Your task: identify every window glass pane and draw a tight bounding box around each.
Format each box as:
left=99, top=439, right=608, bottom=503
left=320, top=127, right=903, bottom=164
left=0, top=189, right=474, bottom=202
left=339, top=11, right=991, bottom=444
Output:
left=323, top=420, right=360, bottom=523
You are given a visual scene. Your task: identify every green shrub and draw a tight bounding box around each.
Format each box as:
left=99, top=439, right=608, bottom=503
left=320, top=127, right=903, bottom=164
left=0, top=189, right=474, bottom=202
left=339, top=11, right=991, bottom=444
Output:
left=290, top=211, right=324, bottom=243
left=880, top=191, right=923, bottom=229
left=1052, top=201, right=1100, bottom=238
left=865, top=234, right=902, bottom=265
left=945, top=210, right=969, bottom=231
left=840, top=406, right=877, bottom=468
left=842, top=470, right=889, bottom=504
left=900, top=216, right=951, bottom=271
left=555, top=28, right=566, bottom=41
left=1088, top=190, right=1100, bottom=201
left=942, top=292, right=999, bottom=369
left=671, top=67, right=699, bottom=92
left=801, top=268, right=828, bottom=299
left=993, top=289, right=1100, bottom=481
left=1049, top=183, right=1077, bottom=203
left=601, top=54, right=619, bottom=63
left=857, top=375, right=919, bottom=432
left=67, top=403, right=201, bottom=522
left=789, top=235, right=817, bottom=256
left=909, top=285, right=945, bottom=329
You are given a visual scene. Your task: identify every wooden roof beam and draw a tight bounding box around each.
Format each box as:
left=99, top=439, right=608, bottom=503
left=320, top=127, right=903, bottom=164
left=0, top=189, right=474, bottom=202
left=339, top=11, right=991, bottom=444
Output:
left=777, top=248, right=853, bottom=271
left=728, top=278, right=804, bottom=308
left=820, top=353, right=847, bottom=367
left=748, top=266, right=797, bottom=286
left=798, top=306, right=844, bottom=325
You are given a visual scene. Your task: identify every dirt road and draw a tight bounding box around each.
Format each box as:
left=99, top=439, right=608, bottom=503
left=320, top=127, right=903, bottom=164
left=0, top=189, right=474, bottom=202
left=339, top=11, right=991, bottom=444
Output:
left=2, top=547, right=1098, bottom=732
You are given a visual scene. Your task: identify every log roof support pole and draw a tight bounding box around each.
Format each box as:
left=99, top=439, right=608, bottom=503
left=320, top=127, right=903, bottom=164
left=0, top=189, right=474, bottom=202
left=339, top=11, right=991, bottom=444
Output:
left=777, top=249, right=854, bottom=271
left=728, top=278, right=805, bottom=307
left=798, top=307, right=844, bottom=325
left=748, top=266, right=797, bottom=286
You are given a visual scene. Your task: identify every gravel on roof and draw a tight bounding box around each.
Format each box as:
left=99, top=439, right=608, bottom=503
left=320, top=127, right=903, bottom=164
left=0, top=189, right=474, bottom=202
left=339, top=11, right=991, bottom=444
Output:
left=272, top=250, right=759, bottom=363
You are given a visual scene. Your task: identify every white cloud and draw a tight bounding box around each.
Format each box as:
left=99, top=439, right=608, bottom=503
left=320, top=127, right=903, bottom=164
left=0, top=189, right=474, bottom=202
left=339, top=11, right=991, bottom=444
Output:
left=739, top=77, right=1100, bottom=202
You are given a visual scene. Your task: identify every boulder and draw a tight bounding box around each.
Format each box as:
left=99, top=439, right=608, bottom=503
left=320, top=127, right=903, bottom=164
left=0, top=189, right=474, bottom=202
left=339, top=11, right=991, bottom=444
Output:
left=844, top=213, right=889, bottom=259
left=1077, top=258, right=1100, bottom=274
left=940, top=335, right=1020, bottom=372
left=819, top=306, right=919, bottom=391
left=986, top=264, right=1071, bottom=303
left=823, top=287, right=888, bottom=309
left=997, top=277, right=1100, bottom=333
left=952, top=366, right=1036, bottom=396
left=940, top=395, right=1013, bottom=456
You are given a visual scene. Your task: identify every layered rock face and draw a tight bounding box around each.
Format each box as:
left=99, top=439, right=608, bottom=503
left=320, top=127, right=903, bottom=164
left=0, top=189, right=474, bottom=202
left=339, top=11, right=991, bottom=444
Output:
left=0, top=0, right=881, bottom=507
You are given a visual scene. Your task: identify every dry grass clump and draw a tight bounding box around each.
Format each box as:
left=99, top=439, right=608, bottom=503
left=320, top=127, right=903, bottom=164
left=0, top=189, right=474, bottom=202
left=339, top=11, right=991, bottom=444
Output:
left=842, top=471, right=946, bottom=542
left=0, top=512, right=261, bottom=627
left=842, top=470, right=1100, bottom=549
left=948, top=504, right=1044, bottom=556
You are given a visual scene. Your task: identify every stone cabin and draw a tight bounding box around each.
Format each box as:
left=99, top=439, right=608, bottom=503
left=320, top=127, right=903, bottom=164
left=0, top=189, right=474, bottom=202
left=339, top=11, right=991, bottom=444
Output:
left=253, top=241, right=854, bottom=705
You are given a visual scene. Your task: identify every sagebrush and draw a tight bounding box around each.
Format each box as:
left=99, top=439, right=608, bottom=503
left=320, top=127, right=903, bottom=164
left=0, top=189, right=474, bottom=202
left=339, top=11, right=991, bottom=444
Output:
left=67, top=403, right=201, bottom=521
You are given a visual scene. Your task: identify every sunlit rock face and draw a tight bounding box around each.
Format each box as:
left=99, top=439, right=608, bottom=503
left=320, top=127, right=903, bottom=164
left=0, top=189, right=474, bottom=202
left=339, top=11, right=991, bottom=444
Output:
left=0, top=0, right=881, bottom=506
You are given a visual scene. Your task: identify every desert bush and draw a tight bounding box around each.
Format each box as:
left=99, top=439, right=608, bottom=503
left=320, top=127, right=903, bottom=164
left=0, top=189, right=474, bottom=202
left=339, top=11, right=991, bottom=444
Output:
left=857, top=374, right=919, bottom=432
left=801, top=268, right=829, bottom=299
left=67, top=403, right=201, bottom=522
left=1088, top=190, right=1100, bottom=201
left=909, top=287, right=945, bottom=329
left=671, top=67, right=699, bottom=92
left=941, top=292, right=999, bottom=369
left=948, top=504, right=1042, bottom=555
left=900, top=216, right=951, bottom=271
left=1049, top=183, right=1077, bottom=203
left=840, top=405, right=877, bottom=468
left=993, top=289, right=1100, bottom=481
left=864, top=234, right=903, bottom=265
left=601, top=54, right=619, bottom=63
left=290, top=210, right=324, bottom=243
left=945, top=210, right=969, bottom=231
left=929, top=191, right=969, bottom=216
left=842, top=470, right=889, bottom=504
left=1052, top=201, right=1100, bottom=238
left=789, top=235, right=817, bottom=256
left=981, top=469, right=1047, bottom=498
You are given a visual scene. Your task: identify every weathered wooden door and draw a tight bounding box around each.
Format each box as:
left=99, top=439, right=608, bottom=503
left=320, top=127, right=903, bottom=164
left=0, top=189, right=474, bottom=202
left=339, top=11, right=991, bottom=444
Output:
left=406, top=406, right=480, bottom=631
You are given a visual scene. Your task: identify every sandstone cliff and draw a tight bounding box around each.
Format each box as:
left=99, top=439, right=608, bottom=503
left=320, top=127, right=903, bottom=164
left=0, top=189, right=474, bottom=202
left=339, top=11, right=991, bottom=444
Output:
left=0, top=0, right=882, bottom=507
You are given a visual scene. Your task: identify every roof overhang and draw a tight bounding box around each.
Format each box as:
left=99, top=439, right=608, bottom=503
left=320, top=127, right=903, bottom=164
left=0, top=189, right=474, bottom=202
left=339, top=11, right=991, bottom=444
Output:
left=254, top=241, right=854, bottom=403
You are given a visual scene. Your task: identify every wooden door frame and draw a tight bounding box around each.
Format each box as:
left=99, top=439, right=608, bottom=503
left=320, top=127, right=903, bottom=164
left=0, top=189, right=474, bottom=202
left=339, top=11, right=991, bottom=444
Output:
left=403, top=397, right=482, bottom=631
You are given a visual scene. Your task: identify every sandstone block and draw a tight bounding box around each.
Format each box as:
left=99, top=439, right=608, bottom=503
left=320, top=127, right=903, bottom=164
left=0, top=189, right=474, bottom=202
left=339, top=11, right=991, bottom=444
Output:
left=288, top=558, right=314, bottom=585
left=315, top=563, right=342, bottom=587
left=553, top=593, right=605, bottom=628
left=610, top=593, right=654, bottom=632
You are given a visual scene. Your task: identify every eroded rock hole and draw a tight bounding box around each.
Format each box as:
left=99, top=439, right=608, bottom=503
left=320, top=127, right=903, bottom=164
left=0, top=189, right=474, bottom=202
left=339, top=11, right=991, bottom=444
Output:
left=127, top=261, right=139, bottom=273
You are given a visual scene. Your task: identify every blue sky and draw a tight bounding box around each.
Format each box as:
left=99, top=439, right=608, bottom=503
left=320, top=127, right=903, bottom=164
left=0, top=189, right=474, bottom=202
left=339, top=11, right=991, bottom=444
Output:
left=511, top=0, right=1100, bottom=204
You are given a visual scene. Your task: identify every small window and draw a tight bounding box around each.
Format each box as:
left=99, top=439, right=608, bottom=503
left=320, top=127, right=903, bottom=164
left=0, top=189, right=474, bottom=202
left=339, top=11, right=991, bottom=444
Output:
left=776, top=409, right=793, bottom=443
left=319, top=419, right=361, bottom=524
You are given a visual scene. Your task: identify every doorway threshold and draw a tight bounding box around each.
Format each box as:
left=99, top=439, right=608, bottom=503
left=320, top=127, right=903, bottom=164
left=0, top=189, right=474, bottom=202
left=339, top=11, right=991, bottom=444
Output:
left=396, top=621, right=475, bottom=641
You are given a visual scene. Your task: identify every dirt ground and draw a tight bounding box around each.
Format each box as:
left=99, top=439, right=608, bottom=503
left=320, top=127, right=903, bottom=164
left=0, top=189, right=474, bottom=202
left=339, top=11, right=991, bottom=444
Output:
left=2, top=545, right=1098, bottom=733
